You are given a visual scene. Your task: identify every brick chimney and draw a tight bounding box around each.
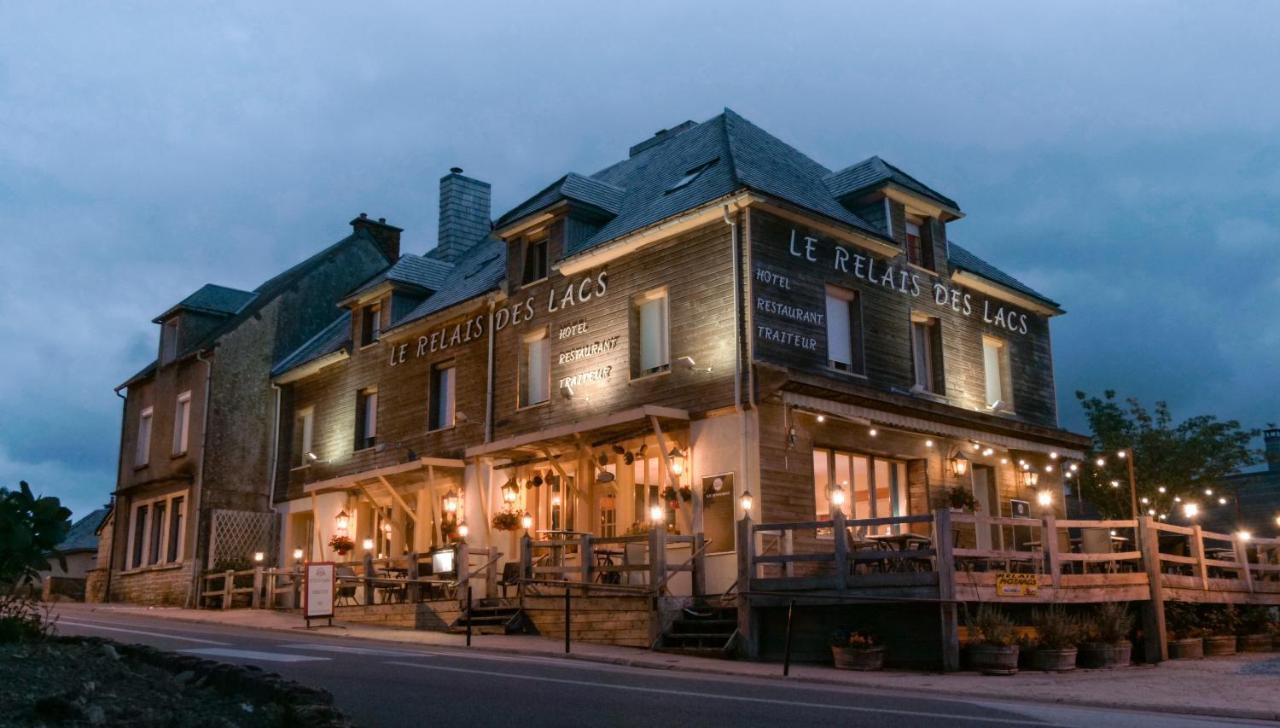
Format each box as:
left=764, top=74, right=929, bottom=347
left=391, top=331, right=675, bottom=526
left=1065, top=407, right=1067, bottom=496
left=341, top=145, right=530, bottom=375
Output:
left=435, top=167, right=491, bottom=262
left=349, top=213, right=402, bottom=261
left=1266, top=428, right=1280, bottom=473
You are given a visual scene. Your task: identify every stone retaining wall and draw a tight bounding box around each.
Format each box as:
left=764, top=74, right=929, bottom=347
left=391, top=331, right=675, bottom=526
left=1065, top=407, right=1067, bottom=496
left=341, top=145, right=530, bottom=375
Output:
left=335, top=600, right=461, bottom=630
left=522, top=595, right=658, bottom=648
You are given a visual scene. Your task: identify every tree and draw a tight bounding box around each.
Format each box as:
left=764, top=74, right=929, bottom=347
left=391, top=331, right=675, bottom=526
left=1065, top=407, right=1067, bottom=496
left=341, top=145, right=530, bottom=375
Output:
left=0, top=481, right=72, bottom=591
left=1074, top=391, right=1259, bottom=520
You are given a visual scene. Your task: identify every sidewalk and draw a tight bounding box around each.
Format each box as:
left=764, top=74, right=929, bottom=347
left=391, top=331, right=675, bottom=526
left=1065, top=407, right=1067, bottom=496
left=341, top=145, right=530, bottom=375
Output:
left=56, top=603, right=1280, bottom=722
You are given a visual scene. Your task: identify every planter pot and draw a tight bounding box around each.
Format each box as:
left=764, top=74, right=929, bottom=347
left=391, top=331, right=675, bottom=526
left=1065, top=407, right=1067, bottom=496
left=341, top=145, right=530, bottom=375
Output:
left=1168, top=637, right=1204, bottom=660
left=1032, top=647, right=1078, bottom=672
left=1238, top=634, right=1272, bottom=653
left=1203, top=635, right=1237, bottom=656
left=832, top=645, right=886, bottom=671
left=968, top=644, right=1019, bottom=675
left=1078, top=641, right=1132, bottom=669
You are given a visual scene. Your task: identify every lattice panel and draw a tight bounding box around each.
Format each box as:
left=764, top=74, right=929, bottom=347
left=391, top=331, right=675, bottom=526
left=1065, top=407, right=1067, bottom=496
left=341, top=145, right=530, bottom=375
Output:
left=208, top=509, right=274, bottom=568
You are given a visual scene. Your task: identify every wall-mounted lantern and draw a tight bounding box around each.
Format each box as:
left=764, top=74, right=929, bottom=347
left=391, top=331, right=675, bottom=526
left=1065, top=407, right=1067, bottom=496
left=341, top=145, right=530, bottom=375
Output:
left=335, top=509, right=350, bottom=533
left=501, top=479, right=520, bottom=504
left=668, top=447, right=686, bottom=477
left=443, top=489, right=460, bottom=514
left=950, top=453, right=970, bottom=478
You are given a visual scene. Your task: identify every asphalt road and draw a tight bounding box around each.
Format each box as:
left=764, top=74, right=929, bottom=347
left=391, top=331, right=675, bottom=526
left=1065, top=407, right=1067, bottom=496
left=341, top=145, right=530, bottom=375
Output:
left=51, top=608, right=1258, bottom=728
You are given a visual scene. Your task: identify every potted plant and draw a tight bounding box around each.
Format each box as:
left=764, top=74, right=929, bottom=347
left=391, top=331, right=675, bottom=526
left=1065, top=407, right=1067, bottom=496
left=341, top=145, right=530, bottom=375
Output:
left=491, top=511, right=521, bottom=532
left=1030, top=606, right=1082, bottom=671
left=1164, top=601, right=1204, bottom=659
left=1079, top=602, right=1134, bottom=668
left=1015, top=632, right=1038, bottom=670
left=967, top=605, right=1019, bottom=675
left=1236, top=606, right=1273, bottom=652
left=942, top=486, right=979, bottom=512
left=830, top=629, right=886, bottom=671
left=1202, top=606, right=1238, bottom=656
left=328, top=534, right=354, bottom=557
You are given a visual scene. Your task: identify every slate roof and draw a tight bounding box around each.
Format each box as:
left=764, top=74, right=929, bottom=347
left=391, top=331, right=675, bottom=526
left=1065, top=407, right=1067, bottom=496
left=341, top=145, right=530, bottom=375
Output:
left=948, top=241, right=1059, bottom=309
left=58, top=507, right=109, bottom=553
left=497, top=174, right=624, bottom=228
left=270, top=310, right=351, bottom=378
left=824, top=155, right=960, bottom=211
left=395, top=238, right=506, bottom=325
left=152, top=283, right=255, bottom=323
left=346, top=254, right=455, bottom=300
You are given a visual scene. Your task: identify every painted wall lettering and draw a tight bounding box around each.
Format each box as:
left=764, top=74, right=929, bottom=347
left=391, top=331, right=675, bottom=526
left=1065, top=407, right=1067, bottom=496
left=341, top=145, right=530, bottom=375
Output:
left=558, top=320, right=588, bottom=340
left=559, top=365, right=613, bottom=390
left=495, top=270, right=609, bottom=333
left=756, top=297, right=823, bottom=325
left=389, top=314, right=486, bottom=366
left=756, top=324, right=818, bottom=351
left=557, top=336, right=619, bottom=365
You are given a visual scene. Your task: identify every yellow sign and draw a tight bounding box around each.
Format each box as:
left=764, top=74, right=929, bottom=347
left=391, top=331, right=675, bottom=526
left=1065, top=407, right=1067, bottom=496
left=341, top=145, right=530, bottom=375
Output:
left=995, top=572, right=1039, bottom=597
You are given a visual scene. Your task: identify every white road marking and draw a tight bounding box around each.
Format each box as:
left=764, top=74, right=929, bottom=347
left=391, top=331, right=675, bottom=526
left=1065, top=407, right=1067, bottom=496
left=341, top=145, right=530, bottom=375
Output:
left=181, top=648, right=330, bottom=663
left=277, top=642, right=427, bottom=657
left=59, top=620, right=229, bottom=646
left=384, top=661, right=1056, bottom=725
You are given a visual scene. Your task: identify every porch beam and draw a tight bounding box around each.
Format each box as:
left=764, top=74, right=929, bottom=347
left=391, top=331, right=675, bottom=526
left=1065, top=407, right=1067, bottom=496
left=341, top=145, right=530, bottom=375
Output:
left=377, top=475, right=418, bottom=524
left=649, top=415, right=681, bottom=487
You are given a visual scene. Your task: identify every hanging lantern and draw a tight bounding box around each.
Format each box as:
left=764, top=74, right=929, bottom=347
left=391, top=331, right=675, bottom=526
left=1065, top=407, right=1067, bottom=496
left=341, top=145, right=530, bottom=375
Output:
left=501, top=479, right=519, bottom=504
left=443, top=489, right=460, bottom=513
left=829, top=482, right=847, bottom=508
left=950, top=453, right=970, bottom=478
left=668, top=447, right=685, bottom=476
left=335, top=510, right=351, bottom=532
left=1019, top=469, right=1039, bottom=488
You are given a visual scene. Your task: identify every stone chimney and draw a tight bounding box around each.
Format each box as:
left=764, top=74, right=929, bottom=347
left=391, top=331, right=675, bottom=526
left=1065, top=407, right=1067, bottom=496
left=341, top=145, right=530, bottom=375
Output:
left=349, top=213, right=402, bottom=261
left=435, top=167, right=491, bottom=262
left=1266, top=428, right=1280, bottom=473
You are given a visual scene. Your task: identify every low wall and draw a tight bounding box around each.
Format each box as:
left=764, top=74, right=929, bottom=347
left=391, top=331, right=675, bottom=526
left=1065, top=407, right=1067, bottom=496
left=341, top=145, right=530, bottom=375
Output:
left=757, top=602, right=945, bottom=669
left=84, top=568, right=108, bottom=604
left=41, top=576, right=86, bottom=602
left=335, top=601, right=461, bottom=631
left=108, top=562, right=195, bottom=606
left=522, top=595, right=658, bottom=648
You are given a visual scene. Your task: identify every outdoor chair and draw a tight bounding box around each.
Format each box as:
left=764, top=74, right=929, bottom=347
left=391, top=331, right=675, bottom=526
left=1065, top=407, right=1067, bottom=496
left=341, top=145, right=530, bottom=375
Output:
left=498, top=561, right=522, bottom=598
left=335, top=566, right=359, bottom=606
left=1079, top=528, right=1115, bottom=574
left=845, top=526, right=889, bottom=575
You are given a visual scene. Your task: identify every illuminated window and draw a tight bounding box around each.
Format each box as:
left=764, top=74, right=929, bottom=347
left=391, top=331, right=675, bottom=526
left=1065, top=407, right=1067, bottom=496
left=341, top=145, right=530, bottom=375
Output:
left=520, top=332, right=549, bottom=407
left=813, top=448, right=909, bottom=534
left=825, top=285, right=864, bottom=375
left=172, top=391, right=191, bottom=456
left=430, top=363, right=456, bottom=429
left=293, top=407, right=314, bottom=466
left=356, top=389, right=378, bottom=450
left=136, top=407, right=153, bottom=467
left=982, top=336, right=1011, bottom=411
left=633, top=289, right=670, bottom=377
left=910, top=315, right=944, bottom=394
left=131, top=504, right=148, bottom=568
left=167, top=497, right=185, bottom=562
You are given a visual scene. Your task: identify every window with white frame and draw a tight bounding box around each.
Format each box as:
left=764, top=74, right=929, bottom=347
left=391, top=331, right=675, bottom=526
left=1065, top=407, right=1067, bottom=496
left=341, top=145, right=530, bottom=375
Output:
left=293, top=407, right=314, bottom=466
left=172, top=391, right=192, bottom=456
left=983, top=336, right=1012, bottom=411
left=633, top=289, right=670, bottom=377
left=910, top=315, right=944, bottom=394
left=430, top=362, right=456, bottom=430
left=359, top=303, right=381, bottom=347
left=825, top=285, right=865, bottom=375
left=905, top=219, right=934, bottom=271
left=126, top=492, right=187, bottom=569
left=522, top=237, right=548, bottom=285
left=356, top=389, right=378, bottom=450
left=160, top=318, right=180, bottom=364
left=136, top=407, right=153, bottom=467
left=520, top=332, right=550, bottom=407
left=812, top=448, right=909, bottom=535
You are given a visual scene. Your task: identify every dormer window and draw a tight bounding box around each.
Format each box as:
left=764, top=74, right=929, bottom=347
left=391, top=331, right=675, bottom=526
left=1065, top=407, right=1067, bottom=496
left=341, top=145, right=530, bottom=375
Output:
left=160, top=318, right=179, bottom=364
left=360, top=303, right=381, bottom=347
left=905, top=220, right=934, bottom=271
left=522, top=237, right=548, bottom=285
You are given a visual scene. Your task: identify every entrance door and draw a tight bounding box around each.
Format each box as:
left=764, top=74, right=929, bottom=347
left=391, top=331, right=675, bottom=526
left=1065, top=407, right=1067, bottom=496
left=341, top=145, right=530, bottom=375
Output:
left=972, top=466, right=999, bottom=550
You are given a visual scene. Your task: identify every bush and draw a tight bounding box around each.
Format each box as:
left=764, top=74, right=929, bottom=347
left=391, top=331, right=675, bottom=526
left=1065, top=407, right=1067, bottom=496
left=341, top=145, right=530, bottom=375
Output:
left=1032, top=606, right=1082, bottom=649
left=0, top=594, right=55, bottom=643
left=1237, top=606, right=1273, bottom=635
left=0, top=481, right=72, bottom=589
left=970, top=604, right=1016, bottom=646
left=1087, top=602, right=1135, bottom=644
left=1164, top=601, right=1202, bottom=639
left=1200, top=605, right=1239, bottom=637
left=830, top=628, right=879, bottom=648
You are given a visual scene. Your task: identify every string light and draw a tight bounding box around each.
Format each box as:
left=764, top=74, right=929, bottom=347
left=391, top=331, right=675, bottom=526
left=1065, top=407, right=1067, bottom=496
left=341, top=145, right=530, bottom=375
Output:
left=1110, top=480, right=1120, bottom=488
left=1204, top=488, right=1214, bottom=496
left=1095, top=457, right=1106, bottom=467
left=1157, top=486, right=1167, bottom=494
left=1218, top=497, right=1228, bottom=505
left=925, top=439, right=934, bottom=448
left=1044, top=464, right=1053, bottom=473
left=869, top=428, right=878, bottom=437
left=1118, top=450, right=1128, bottom=459
left=1183, top=502, right=1199, bottom=519
left=1000, top=457, right=1009, bottom=465
left=1140, top=497, right=1150, bottom=504
left=1238, top=531, right=1252, bottom=542
left=982, top=447, right=994, bottom=457
left=1049, top=451, right=1059, bottom=460
left=816, top=414, right=826, bottom=423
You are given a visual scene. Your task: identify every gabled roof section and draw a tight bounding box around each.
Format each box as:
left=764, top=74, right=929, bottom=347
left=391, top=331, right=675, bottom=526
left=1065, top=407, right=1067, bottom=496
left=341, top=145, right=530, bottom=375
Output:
left=151, top=283, right=255, bottom=323
left=948, top=241, right=1060, bottom=310
left=496, top=173, right=625, bottom=229
left=346, top=254, right=455, bottom=301
left=58, top=507, right=110, bottom=553
left=824, top=155, right=960, bottom=212
left=270, top=310, right=351, bottom=378
left=393, top=237, right=506, bottom=329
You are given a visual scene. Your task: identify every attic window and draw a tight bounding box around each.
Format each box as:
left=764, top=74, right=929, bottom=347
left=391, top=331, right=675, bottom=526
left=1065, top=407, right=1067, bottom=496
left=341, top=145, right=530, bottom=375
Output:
left=160, top=318, right=180, bottom=364
left=665, top=158, right=719, bottom=194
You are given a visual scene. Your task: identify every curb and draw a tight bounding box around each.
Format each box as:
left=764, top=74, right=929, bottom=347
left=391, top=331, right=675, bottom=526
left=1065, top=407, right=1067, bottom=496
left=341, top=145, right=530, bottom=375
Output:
left=61, top=606, right=1280, bottom=723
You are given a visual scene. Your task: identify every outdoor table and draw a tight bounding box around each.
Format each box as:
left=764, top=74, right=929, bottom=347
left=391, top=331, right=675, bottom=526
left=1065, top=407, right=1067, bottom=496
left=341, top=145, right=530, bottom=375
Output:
left=866, top=533, right=933, bottom=572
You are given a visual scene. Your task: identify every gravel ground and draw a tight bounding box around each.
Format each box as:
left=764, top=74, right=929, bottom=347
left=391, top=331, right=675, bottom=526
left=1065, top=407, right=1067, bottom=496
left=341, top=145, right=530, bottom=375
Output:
left=0, top=640, right=295, bottom=727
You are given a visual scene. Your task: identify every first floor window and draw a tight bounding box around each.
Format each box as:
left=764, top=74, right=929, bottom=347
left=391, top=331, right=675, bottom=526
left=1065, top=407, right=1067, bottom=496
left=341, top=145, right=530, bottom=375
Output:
left=910, top=315, right=944, bottom=394
left=983, top=336, right=1010, bottom=410
left=825, top=285, right=864, bottom=374
left=131, top=504, right=148, bottom=568
left=127, top=492, right=187, bottom=568
left=167, top=497, right=185, bottom=563
left=634, top=289, right=670, bottom=376
left=520, top=332, right=549, bottom=406
left=356, top=389, right=378, bottom=449
left=812, top=448, right=909, bottom=534
left=148, top=500, right=166, bottom=566
left=172, top=391, right=192, bottom=456
left=430, top=363, right=456, bottom=429
left=136, top=407, right=153, bottom=467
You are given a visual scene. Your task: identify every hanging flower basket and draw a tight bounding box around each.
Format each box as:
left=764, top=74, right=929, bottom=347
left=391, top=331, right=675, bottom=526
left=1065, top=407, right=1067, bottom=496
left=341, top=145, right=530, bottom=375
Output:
left=677, top=486, right=693, bottom=502
left=328, top=535, right=354, bottom=556
left=492, top=511, right=521, bottom=532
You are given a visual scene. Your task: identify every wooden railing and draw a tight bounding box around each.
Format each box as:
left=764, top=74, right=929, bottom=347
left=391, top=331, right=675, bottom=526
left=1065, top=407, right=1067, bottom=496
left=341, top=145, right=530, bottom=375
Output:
left=519, top=528, right=707, bottom=596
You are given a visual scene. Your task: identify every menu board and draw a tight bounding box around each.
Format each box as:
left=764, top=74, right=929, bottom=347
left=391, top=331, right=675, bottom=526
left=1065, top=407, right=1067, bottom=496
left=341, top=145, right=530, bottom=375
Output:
left=304, top=562, right=335, bottom=620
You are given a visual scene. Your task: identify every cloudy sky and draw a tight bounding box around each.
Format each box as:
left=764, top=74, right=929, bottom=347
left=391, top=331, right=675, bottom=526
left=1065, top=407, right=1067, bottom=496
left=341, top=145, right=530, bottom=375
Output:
left=3, top=2, right=1278, bottom=518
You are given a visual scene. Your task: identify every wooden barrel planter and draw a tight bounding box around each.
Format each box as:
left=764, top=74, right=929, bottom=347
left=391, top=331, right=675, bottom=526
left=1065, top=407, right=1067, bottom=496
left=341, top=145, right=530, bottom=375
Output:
left=968, top=645, right=1019, bottom=675
left=1238, top=634, right=1272, bottom=653
left=831, top=646, right=886, bottom=671
left=1031, top=647, right=1077, bottom=672
left=1168, top=638, right=1204, bottom=659
left=1078, top=642, right=1131, bottom=669
left=1203, top=635, right=1237, bottom=656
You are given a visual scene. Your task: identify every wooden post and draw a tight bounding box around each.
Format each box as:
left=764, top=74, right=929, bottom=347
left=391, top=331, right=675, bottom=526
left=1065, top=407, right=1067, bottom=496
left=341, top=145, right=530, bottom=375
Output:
left=783, top=530, right=795, bottom=578
left=649, top=523, right=667, bottom=594
left=455, top=541, right=470, bottom=610
left=832, top=509, right=848, bottom=590
left=1235, top=535, right=1254, bottom=593
left=934, top=508, right=959, bottom=672
left=520, top=533, right=533, bottom=578
left=579, top=533, right=593, bottom=588
left=486, top=547, right=499, bottom=600
left=222, top=570, right=234, bottom=610
left=363, top=552, right=375, bottom=605
left=407, top=552, right=420, bottom=603
left=735, top=515, right=758, bottom=659
left=1043, top=515, right=1061, bottom=588
left=692, top=533, right=707, bottom=597
left=251, top=567, right=264, bottom=609
left=1137, top=516, right=1167, bottom=662
left=1191, top=525, right=1208, bottom=590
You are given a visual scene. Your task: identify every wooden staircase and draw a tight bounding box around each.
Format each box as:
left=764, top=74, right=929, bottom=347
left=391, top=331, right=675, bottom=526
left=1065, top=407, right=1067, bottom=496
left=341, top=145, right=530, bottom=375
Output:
left=655, top=604, right=738, bottom=658
left=450, top=599, right=529, bottom=635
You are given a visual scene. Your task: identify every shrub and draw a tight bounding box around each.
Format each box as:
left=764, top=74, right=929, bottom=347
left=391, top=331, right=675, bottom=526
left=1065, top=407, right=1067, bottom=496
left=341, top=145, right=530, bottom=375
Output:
left=0, top=481, right=72, bottom=589
left=830, top=628, right=879, bottom=648
left=970, top=604, right=1016, bottom=646
left=1164, top=601, right=1203, bottom=639
left=1237, top=606, right=1273, bottom=635
left=1032, top=606, right=1082, bottom=649
left=1086, top=602, right=1135, bottom=644
left=1200, top=605, right=1238, bottom=636
left=0, top=594, right=55, bottom=643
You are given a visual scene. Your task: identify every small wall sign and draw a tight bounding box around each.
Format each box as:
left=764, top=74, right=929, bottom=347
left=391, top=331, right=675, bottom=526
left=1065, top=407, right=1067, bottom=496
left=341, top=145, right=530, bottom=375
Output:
left=994, top=571, right=1038, bottom=597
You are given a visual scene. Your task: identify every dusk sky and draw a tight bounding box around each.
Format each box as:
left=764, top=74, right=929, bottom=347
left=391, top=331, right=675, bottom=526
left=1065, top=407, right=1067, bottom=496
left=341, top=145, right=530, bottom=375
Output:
left=3, top=2, right=1278, bottom=519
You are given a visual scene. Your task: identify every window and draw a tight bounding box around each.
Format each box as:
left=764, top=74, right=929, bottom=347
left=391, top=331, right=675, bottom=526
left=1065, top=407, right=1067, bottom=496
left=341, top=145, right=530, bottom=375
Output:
left=127, top=492, right=188, bottom=569
left=634, top=290, right=670, bottom=376
left=148, top=500, right=166, bottom=565
left=355, top=389, right=378, bottom=450
left=910, top=315, right=945, bottom=394
left=360, top=304, right=381, bottom=347
left=430, top=363, right=456, bottom=430
left=825, top=286, right=865, bottom=375
left=522, top=238, right=548, bottom=284
left=136, top=407, right=153, bottom=467
left=293, top=407, right=314, bottom=466
left=172, top=391, right=191, bottom=456
left=813, top=448, right=909, bottom=534
left=167, top=497, right=184, bottom=562
left=983, top=336, right=1011, bottom=411
left=131, top=504, right=148, bottom=568
left=905, top=220, right=934, bottom=270
left=160, top=319, right=179, bottom=363
left=665, top=158, right=719, bottom=194
left=520, top=332, right=550, bottom=407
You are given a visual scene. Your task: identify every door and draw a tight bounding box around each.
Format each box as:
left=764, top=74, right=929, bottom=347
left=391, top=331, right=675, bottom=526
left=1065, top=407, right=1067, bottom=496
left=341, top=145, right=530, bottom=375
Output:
left=971, top=466, right=1000, bottom=550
